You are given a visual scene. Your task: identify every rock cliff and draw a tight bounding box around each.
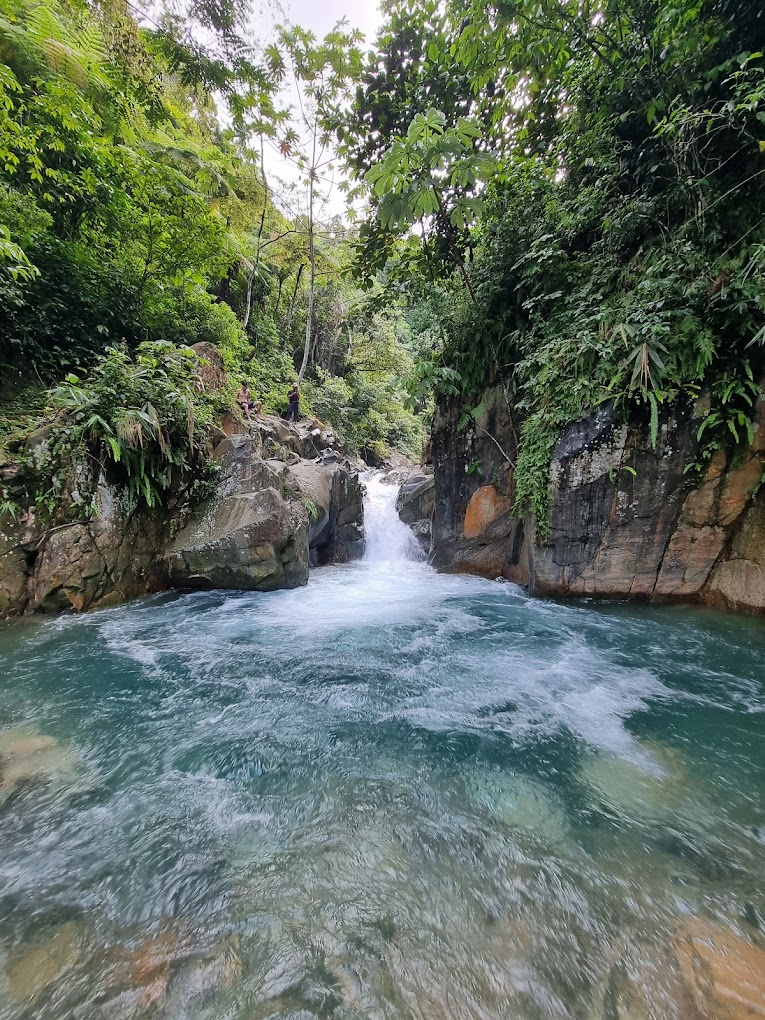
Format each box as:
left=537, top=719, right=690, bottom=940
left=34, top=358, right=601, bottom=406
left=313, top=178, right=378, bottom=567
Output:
left=395, top=470, right=434, bottom=552
left=169, top=432, right=364, bottom=591
left=0, top=356, right=365, bottom=617
left=426, top=386, right=765, bottom=615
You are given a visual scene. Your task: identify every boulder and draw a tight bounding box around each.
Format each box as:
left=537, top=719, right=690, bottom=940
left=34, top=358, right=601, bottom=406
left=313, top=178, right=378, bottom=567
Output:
left=463, top=484, right=511, bottom=540
left=707, top=494, right=765, bottom=614
left=170, top=436, right=310, bottom=591
left=395, top=471, right=435, bottom=553
left=251, top=415, right=340, bottom=462
left=191, top=341, right=226, bottom=392
left=170, top=487, right=309, bottom=591
left=533, top=403, right=696, bottom=599
left=533, top=394, right=765, bottom=608
left=286, top=458, right=365, bottom=564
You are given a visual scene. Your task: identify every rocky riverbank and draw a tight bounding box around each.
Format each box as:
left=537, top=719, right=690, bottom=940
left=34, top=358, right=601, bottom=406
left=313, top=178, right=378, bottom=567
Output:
left=0, top=353, right=365, bottom=617
left=416, top=386, right=765, bottom=615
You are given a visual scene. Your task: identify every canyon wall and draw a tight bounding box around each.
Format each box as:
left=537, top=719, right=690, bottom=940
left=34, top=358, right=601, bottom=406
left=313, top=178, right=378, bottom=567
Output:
left=428, top=387, right=765, bottom=614
left=0, top=413, right=364, bottom=618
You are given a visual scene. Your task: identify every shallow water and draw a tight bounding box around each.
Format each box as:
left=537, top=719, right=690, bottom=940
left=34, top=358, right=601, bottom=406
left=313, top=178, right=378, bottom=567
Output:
left=0, top=475, right=764, bottom=1019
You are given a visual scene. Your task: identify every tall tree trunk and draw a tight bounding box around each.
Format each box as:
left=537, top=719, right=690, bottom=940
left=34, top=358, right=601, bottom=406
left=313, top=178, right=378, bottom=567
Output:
left=242, top=139, right=270, bottom=334
left=274, top=275, right=284, bottom=317
left=298, top=137, right=317, bottom=382
left=326, top=329, right=338, bottom=375
left=242, top=268, right=254, bottom=330
left=253, top=138, right=268, bottom=276
left=432, top=183, right=476, bottom=303
left=284, top=263, right=304, bottom=348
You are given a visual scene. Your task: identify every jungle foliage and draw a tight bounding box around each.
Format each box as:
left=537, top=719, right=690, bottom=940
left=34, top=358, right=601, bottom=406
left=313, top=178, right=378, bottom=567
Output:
left=0, top=0, right=423, bottom=512
left=341, top=0, right=765, bottom=525
left=4, top=0, right=763, bottom=529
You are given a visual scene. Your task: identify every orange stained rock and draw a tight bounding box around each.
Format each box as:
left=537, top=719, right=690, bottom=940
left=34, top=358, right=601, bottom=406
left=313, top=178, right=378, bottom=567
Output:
left=110, top=925, right=191, bottom=1007
left=463, top=485, right=511, bottom=540
left=676, top=918, right=765, bottom=1019
left=718, top=454, right=765, bottom=526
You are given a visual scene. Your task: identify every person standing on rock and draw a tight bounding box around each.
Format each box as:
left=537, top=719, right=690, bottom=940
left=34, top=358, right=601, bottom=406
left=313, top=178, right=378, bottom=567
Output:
left=285, top=381, right=300, bottom=422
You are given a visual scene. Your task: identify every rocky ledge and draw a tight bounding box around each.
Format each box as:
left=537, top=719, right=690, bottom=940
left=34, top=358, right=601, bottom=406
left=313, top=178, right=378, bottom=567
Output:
left=395, top=469, right=434, bottom=553
left=170, top=432, right=364, bottom=592
left=0, top=409, right=364, bottom=617
left=422, top=385, right=765, bottom=615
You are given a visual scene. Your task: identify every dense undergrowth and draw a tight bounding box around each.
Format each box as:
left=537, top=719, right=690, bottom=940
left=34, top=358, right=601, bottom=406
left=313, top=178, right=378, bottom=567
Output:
left=0, top=0, right=422, bottom=522
left=339, top=0, right=765, bottom=530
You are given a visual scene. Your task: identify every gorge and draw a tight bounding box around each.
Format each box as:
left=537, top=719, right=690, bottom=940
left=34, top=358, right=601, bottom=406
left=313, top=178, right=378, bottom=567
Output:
left=1, top=0, right=764, bottom=1014
left=0, top=477, right=764, bottom=1019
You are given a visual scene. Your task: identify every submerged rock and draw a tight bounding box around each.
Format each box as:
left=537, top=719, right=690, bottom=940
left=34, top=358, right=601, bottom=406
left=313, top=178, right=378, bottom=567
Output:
left=675, top=918, right=765, bottom=1020
left=0, top=727, right=83, bottom=803
left=578, top=742, right=691, bottom=824
left=464, top=769, right=568, bottom=842
left=5, top=920, right=84, bottom=1001
left=165, top=936, right=242, bottom=1011
left=104, top=923, right=193, bottom=1008
left=586, top=941, right=701, bottom=1020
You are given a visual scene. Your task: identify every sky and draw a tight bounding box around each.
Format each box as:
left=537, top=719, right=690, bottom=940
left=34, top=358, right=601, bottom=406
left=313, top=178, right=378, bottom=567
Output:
left=276, top=0, right=381, bottom=43
left=249, top=0, right=383, bottom=220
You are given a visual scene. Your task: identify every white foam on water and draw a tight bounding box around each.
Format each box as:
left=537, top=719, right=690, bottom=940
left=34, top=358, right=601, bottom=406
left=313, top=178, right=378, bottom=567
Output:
left=1, top=467, right=765, bottom=1020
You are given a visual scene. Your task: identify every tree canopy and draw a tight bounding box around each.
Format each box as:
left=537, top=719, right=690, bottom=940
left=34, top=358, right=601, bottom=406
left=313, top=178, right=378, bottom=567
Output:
left=1, top=0, right=764, bottom=525
left=339, top=0, right=765, bottom=522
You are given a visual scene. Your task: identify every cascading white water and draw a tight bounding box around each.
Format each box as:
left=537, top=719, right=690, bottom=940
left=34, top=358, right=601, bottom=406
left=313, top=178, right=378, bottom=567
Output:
left=2, top=471, right=765, bottom=1019
left=361, top=471, right=424, bottom=564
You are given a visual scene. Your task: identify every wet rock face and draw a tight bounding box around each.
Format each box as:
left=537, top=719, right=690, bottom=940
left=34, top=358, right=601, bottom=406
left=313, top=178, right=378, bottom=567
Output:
left=0, top=523, right=29, bottom=617
left=429, top=386, right=522, bottom=579
left=28, top=497, right=170, bottom=613
left=395, top=471, right=434, bottom=553
left=429, top=386, right=765, bottom=613
left=0, top=410, right=365, bottom=616
left=535, top=402, right=699, bottom=599
left=535, top=394, right=765, bottom=610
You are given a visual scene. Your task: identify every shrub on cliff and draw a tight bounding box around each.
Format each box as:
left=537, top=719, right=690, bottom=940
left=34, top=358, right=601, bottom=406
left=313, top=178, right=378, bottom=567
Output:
left=341, top=0, right=765, bottom=527
left=38, top=342, right=222, bottom=516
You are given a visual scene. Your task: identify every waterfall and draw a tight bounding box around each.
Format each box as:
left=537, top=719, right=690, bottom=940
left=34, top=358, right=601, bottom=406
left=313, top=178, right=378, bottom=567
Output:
left=362, top=471, right=423, bottom=564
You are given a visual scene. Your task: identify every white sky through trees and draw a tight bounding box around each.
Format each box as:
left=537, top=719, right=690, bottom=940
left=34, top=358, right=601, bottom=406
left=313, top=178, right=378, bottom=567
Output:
left=252, top=0, right=382, bottom=220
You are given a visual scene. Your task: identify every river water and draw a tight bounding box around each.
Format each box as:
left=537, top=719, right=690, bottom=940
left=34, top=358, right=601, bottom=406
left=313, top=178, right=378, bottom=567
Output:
left=0, top=474, right=764, bottom=1019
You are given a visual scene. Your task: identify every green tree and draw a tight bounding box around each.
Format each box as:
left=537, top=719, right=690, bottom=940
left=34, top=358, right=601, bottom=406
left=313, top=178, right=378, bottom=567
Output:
left=275, top=22, right=362, bottom=380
